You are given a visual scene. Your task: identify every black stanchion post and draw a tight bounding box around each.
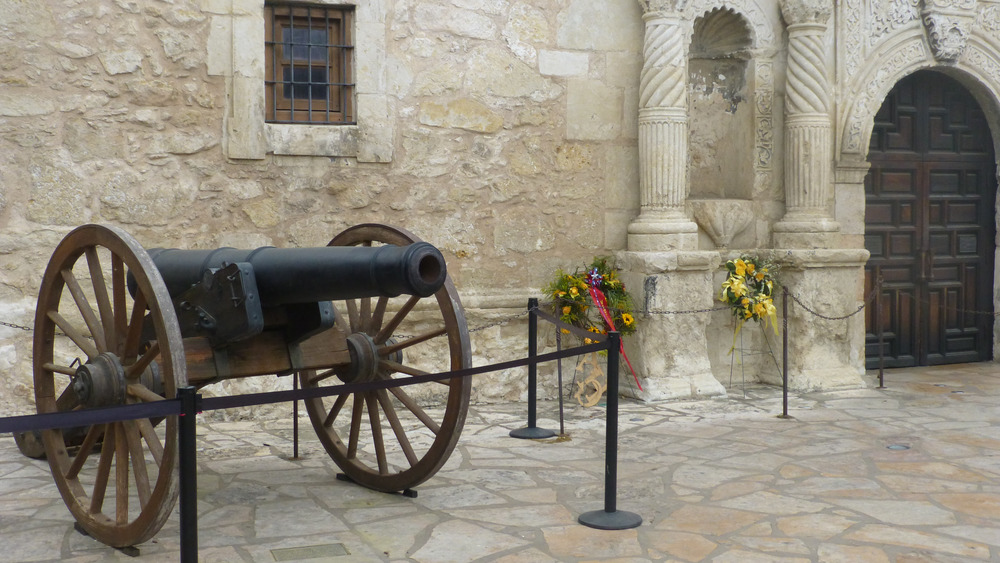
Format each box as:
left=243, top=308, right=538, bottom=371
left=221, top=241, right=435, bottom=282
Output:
left=579, top=332, right=642, bottom=530
left=293, top=374, right=300, bottom=459
left=178, top=386, right=200, bottom=563
left=876, top=273, right=885, bottom=389
left=511, top=298, right=555, bottom=439
left=780, top=289, right=789, bottom=419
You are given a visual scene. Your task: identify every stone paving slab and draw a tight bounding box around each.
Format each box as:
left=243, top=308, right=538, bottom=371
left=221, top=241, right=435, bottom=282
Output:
left=2, top=365, right=1000, bottom=561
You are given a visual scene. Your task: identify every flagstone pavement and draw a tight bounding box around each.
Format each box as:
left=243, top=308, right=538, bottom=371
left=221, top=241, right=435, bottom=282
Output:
left=2, top=364, right=1000, bottom=562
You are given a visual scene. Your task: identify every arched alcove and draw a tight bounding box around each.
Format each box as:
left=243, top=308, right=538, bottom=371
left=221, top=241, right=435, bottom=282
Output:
left=688, top=8, right=754, bottom=200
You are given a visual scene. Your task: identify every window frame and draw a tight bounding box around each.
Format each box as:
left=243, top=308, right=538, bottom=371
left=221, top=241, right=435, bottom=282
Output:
left=264, top=3, right=355, bottom=125
left=216, top=0, right=392, bottom=161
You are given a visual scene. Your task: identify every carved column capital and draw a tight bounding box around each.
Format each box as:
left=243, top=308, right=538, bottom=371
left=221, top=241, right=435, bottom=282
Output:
left=637, top=0, right=685, bottom=16
left=780, top=0, right=832, bottom=27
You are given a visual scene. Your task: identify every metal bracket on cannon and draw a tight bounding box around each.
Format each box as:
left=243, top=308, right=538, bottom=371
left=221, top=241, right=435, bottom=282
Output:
left=174, top=262, right=263, bottom=346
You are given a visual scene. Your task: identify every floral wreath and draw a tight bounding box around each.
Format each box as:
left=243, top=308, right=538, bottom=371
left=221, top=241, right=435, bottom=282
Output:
left=546, top=257, right=636, bottom=339
left=719, top=255, right=779, bottom=335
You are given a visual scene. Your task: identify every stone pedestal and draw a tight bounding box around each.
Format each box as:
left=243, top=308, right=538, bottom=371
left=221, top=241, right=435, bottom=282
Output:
left=617, top=250, right=725, bottom=400
left=777, top=248, right=870, bottom=390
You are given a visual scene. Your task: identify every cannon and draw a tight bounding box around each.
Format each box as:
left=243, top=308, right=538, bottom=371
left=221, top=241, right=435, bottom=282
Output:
left=26, top=223, right=471, bottom=548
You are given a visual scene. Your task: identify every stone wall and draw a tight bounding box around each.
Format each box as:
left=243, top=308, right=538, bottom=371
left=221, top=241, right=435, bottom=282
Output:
left=0, top=0, right=645, bottom=416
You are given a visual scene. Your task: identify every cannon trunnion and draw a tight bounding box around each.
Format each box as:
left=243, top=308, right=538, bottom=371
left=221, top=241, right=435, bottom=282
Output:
left=28, top=223, right=471, bottom=549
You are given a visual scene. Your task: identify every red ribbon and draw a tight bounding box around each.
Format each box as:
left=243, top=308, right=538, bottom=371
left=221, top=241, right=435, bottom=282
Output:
left=587, top=285, right=643, bottom=391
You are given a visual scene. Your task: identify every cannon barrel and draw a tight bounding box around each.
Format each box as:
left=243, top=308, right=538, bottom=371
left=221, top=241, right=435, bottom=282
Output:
left=145, top=242, right=447, bottom=305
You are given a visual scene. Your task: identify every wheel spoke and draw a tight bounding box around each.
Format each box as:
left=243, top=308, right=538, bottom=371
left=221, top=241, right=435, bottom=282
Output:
left=124, top=422, right=151, bottom=507
left=48, top=311, right=99, bottom=360
left=66, top=425, right=104, bottom=479
left=127, top=383, right=164, bottom=403
left=90, top=423, right=116, bottom=515
left=323, top=393, right=349, bottom=428
left=368, top=296, right=389, bottom=337
left=381, top=359, right=429, bottom=377
left=381, top=326, right=448, bottom=356
left=347, top=394, right=364, bottom=459
left=345, top=299, right=361, bottom=332
left=136, top=418, right=164, bottom=467
left=376, top=390, right=418, bottom=467
left=43, top=362, right=78, bottom=377
left=122, top=291, right=148, bottom=365
left=61, top=268, right=107, bottom=352
left=360, top=297, right=372, bottom=334
left=85, top=247, right=117, bottom=352
left=308, top=368, right=338, bottom=385
left=115, top=422, right=129, bottom=524
left=388, top=386, right=440, bottom=434
left=125, top=342, right=160, bottom=380
left=112, top=254, right=128, bottom=356
left=374, top=295, right=420, bottom=344
left=365, top=393, right=388, bottom=474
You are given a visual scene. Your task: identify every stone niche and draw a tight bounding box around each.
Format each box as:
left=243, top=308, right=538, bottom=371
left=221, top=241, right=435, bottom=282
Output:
left=688, top=8, right=754, bottom=203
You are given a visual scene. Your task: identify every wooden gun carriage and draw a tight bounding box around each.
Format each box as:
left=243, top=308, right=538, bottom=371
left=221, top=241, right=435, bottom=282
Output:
left=18, top=223, right=471, bottom=548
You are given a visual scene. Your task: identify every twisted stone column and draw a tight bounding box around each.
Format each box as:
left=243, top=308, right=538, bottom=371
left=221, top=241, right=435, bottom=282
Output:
left=628, top=6, right=698, bottom=251
left=773, top=0, right=839, bottom=248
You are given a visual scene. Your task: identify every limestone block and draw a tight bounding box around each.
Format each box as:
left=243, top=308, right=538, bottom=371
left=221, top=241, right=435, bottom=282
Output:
left=242, top=198, right=282, bottom=228
left=414, top=3, right=496, bottom=40
left=835, top=183, right=866, bottom=236
left=556, top=0, right=642, bottom=51
left=206, top=16, right=232, bottom=76
left=47, top=41, right=94, bottom=59
left=27, top=164, right=90, bottom=226
left=413, top=64, right=464, bottom=96
left=538, top=50, right=588, bottom=76
left=617, top=250, right=725, bottom=401
left=99, top=50, right=143, bottom=75
left=603, top=145, right=640, bottom=210
left=566, top=79, right=622, bottom=141
left=0, top=90, right=56, bottom=117
left=777, top=250, right=869, bottom=390
left=419, top=99, right=503, bottom=133
left=503, top=3, right=548, bottom=63
left=493, top=211, right=554, bottom=255
left=100, top=173, right=197, bottom=226
left=356, top=21, right=387, bottom=94
left=465, top=45, right=561, bottom=100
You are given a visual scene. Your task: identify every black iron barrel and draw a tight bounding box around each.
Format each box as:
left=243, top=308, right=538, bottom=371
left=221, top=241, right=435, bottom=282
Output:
left=144, top=242, right=447, bottom=305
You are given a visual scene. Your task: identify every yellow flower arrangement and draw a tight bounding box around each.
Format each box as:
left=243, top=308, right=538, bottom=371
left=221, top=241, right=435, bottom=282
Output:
left=720, top=256, right=779, bottom=335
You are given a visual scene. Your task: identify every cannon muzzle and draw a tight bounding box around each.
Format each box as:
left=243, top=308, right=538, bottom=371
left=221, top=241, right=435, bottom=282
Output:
left=145, top=242, right=447, bottom=305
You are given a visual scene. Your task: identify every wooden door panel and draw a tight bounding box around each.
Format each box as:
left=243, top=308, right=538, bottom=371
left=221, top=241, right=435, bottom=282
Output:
left=865, top=70, right=995, bottom=369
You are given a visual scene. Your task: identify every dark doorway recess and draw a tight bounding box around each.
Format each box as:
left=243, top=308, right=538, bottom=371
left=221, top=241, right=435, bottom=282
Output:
left=865, top=70, right=996, bottom=368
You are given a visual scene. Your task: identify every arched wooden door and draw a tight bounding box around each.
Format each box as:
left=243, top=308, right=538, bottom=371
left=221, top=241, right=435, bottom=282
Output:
left=865, top=70, right=996, bottom=368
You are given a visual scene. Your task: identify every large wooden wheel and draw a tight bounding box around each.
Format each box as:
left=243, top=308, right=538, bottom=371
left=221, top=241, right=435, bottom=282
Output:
left=33, top=225, right=186, bottom=548
left=300, top=224, right=472, bottom=492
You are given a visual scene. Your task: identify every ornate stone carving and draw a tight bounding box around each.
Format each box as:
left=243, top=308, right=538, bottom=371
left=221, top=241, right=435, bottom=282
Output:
left=921, top=0, right=977, bottom=62
left=843, top=0, right=864, bottom=76
left=780, top=0, right=832, bottom=26
left=841, top=38, right=927, bottom=155
left=978, top=5, right=1000, bottom=33
left=870, top=0, right=921, bottom=47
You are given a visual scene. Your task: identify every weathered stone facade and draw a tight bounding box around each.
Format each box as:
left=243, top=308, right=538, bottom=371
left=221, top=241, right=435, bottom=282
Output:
left=1, top=0, right=999, bottom=416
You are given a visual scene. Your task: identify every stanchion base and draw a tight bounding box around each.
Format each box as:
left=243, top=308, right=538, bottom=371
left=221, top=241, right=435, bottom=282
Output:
left=776, top=414, right=794, bottom=420
left=509, top=427, right=556, bottom=439
left=578, top=509, right=642, bottom=530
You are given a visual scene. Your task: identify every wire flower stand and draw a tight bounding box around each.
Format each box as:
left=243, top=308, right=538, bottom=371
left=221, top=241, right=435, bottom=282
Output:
left=728, top=322, right=783, bottom=398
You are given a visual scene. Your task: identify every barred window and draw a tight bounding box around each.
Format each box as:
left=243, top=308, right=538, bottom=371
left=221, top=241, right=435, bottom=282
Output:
left=264, top=3, right=354, bottom=125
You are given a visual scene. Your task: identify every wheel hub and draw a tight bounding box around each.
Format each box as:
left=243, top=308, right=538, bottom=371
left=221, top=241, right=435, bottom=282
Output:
left=72, top=353, right=127, bottom=408
left=338, top=333, right=403, bottom=384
